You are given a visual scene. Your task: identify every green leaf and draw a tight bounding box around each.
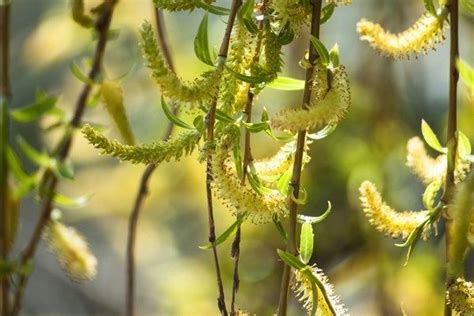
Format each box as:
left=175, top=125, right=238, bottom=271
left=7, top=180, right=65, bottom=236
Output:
left=320, top=3, right=335, bottom=24
left=197, top=1, right=230, bottom=15
left=299, top=223, right=314, bottom=264
left=267, top=76, right=305, bottom=91
left=276, top=24, right=295, bottom=45
left=273, top=217, right=288, bottom=242
left=291, top=187, right=307, bottom=205
left=458, top=131, right=472, bottom=159
left=10, top=91, right=58, bottom=122
left=6, top=146, right=28, bottom=183
left=101, top=81, right=136, bottom=145
left=70, top=61, right=95, bottom=85
left=52, top=193, right=89, bottom=208
left=247, top=169, right=275, bottom=195
left=307, top=124, right=337, bottom=140
left=52, top=159, right=75, bottom=180
left=238, top=0, right=258, bottom=34
left=162, top=97, right=193, bottom=129
left=421, top=120, right=446, bottom=153
left=423, top=180, right=441, bottom=210
left=199, top=214, right=245, bottom=249
left=277, top=169, right=292, bottom=195
left=242, top=121, right=269, bottom=133
left=215, top=108, right=235, bottom=123
left=310, top=36, right=330, bottom=66
left=193, top=115, right=205, bottom=133
left=328, top=44, right=340, bottom=68
left=233, top=141, right=243, bottom=179
left=277, top=249, right=306, bottom=270
left=194, top=13, right=214, bottom=66
left=297, top=201, right=332, bottom=225
left=424, top=0, right=437, bottom=16
left=16, top=137, right=49, bottom=166
left=225, top=65, right=268, bottom=84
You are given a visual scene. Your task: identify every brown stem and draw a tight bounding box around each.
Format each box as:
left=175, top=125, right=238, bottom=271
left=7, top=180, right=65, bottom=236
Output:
left=10, top=2, right=117, bottom=315
left=205, top=1, right=241, bottom=315
left=277, top=1, right=322, bottom=315
left=0, top=1, right=10, bottom=315
left=125, top=6, right=176, bottom=316
left=444, top=0, right=459, bottom=315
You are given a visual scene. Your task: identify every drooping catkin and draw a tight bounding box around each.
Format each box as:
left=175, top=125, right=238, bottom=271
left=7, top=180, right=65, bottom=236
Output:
left=359, top=181, right=430, bottom=239
left=448, top=278, right=474, bottom=316
left=292, top=266, right=349, bottom=316
left=153, top=0, right=215, bottom=12
left=81, top=124, right=202, bottom=165
left=44, top=221, right=97, bottom=281
left=357, top=12, right=446, bottom=59
left=211, top=127, right=287, bottom=224
left=271, top=63, right=351, bottom=132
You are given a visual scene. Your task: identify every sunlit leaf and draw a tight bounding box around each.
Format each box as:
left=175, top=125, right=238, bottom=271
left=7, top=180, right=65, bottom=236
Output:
left=421, top=120, right=446, bottom=153
left=194, top=13, right=214, bottom=66
left=162, top=97, right=193, bottom=129
left=277, top=249, right=306, bottom=270
left=299, top=223, right=314, bottom=264
left=10, top=91, right=58, bottom=122
left=267, top=76, right=305, bottom=91
left=199, top=214, right=245, bottom=249
left=310, top=36, right=330, bottom=66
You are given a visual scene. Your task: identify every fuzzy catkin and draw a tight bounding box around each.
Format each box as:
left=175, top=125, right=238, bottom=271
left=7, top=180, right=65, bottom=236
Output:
left=44, top=221, right=97, bottom=281
left=293, top=266, right=349, bottom=316
left=357, top=12, right=446, bottom=59
left=448, top=278, right=474, bottom=316
left=272, top=63, right=351, bottom=132
left=153, top=0, right=215, bottom=11
left=359, top=181, right=430, bottom=239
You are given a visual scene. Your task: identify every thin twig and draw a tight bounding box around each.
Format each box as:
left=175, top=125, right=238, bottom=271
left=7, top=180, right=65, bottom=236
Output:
left=277, top=1, right=322, bottom=315
left=0, top=0, right=11, bottom=314
left=10, top=2, right=117, bottom=315
left=443, top=0, right=459, bottom=315
left=125, top=6, right=176, bottom=316
left=205, top=1, right=242, bottom=315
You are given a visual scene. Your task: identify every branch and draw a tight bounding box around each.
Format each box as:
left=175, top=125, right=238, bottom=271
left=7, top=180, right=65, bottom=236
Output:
left=10, top=2, right=118, bottom=315
left=125, top=6, right=176, bottom=316
left=0, top=0, right=11, bottom=314
left=444, top=0, right=459, bottom=315
left=277, top=1, right=322, bottom=315
left=205, top=1, right=242, bottom=315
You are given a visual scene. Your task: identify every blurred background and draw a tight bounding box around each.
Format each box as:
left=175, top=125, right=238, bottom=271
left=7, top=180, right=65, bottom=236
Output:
left=6, top=0, right=474, bottom=315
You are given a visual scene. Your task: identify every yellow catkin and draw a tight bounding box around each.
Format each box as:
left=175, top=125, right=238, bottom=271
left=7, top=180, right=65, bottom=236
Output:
left=357, top=12, right=446, bottom=59
left=253, top=141, right=296, bottom=177
left=359, top=181, right=429, bottom=239
left=212, top=130, right=287, bottom=224
left=45, top=221, right=97, bottom=281
left=448, top=278, right=474, bottom=316
left=293, top=266, right=348, bottom=316
left=271, top=64, right=351, bottom=132
left=406, top=137, right=471, bottom=185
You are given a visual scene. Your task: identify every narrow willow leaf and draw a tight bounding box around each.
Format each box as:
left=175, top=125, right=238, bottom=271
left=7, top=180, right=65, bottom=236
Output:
left=307, top=124, right=337, bottom=140
left=215, top=108, right=235, bottom=123
left=238, top=0, right=257, bottom=34
left=70, top=62, right=95, bottom=85
left=329, top=44, right=340, bottom=68
left=101, top=81, right=136, bottom=145
left=233, top=142, right=243, bottom=179
left=277, top=249, right=306, bottom=270
left=299, top=223, right=314, bottom=264
left=193, top=115, right=205, bottom=133
left=162, top=97, right=193, bottom=129
left=457, top=58, right=474, bottom=87
left=277, top=169, right=292, bottom=195
left=298, top=201, right=332, bottom=225
left=264, top=128, right=295, bottom=143
left=6, top=146, right=28, bottom=182
left=424, top=0, right=437, bottom=16
left=17, top=137, right=49, bottom=166
left=291, top=187, right=308, bottom=205
left=52, top=193, right=89, bottom=208
left=242, top=121, right=269, bottom=133
left=320, top=3, right=335, bottom=24
left=225, top=65, right=267, bottom=84
left=247, top=170, right=275, bottom=195
left=458, top=131, right=472, bottom=159
left=267, top=76, right=305, bottom=91
left=310, top=36, right=330, bottom=65
left=276, top=24, right=295, bottom=45
left=422, top=180, right=442, bottom=209
left=199, top=215, right=245, bottom=249
left=194, top=13, right=214, bottom=66
left=197, top=1, right=230, bottom=15
left=52, top=159, right=75, bottom=180
left=10, top=91, right=57, bottom=122
left=421, top=119, right=446, bottom=153
left=4, top=191, right=19, bottom=253
left=273, top=217, right=288, bottom=241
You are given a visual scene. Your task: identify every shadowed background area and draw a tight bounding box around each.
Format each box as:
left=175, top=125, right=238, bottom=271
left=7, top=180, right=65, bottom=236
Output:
left=6, top=0, right=474, bottom=315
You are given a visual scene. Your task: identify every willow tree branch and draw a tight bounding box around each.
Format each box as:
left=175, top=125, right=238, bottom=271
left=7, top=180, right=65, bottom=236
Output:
left=205, top=1, right=241, bottom=315
left=125, top=6, right=176, bottom=316
left=0, top=1, right=11, bottom=314
left=277, top=1, right=322, bottom=315
left=443, top=0, right=459, bottom=315
left=10, top=2, right=117, bottom=315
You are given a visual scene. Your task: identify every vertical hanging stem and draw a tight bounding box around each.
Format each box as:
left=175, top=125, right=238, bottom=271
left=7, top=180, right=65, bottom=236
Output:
left=205, top=1, right=241, bottom=315
left=0, top=1, right=10, bottom=314
left=125, top=6, right=176, bottom=316
left=444, top=0, right=459, bottom=315
left=277, top=1, right=322, bottom=315
left=10, top=2, right=117, bottom=315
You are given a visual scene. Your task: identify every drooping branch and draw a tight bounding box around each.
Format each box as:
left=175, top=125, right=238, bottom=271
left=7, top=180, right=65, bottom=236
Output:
left=10, top=2, right=118, bottom=315
left=277, top=1, right=322, bottom=315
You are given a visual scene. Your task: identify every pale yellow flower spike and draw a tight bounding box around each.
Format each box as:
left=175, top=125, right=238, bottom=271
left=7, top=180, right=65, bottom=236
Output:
left=272, top=63, right=351, bottom=132
left=359, top=181, right=430, bottom=239
left=253, top=141, right=308, bottom=177
left=45, top=221, right=97, bottom=281
left=293, top=266, right=349, bottom=316
left=406, top=137, right=446, bottom=185
left=212, top=129, right=287, bottom=224
left=448, top=278, right=474, bottom=316
left=357, top=12, right=446, bottom=59
left=406, top=137, right=471, bottom=185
